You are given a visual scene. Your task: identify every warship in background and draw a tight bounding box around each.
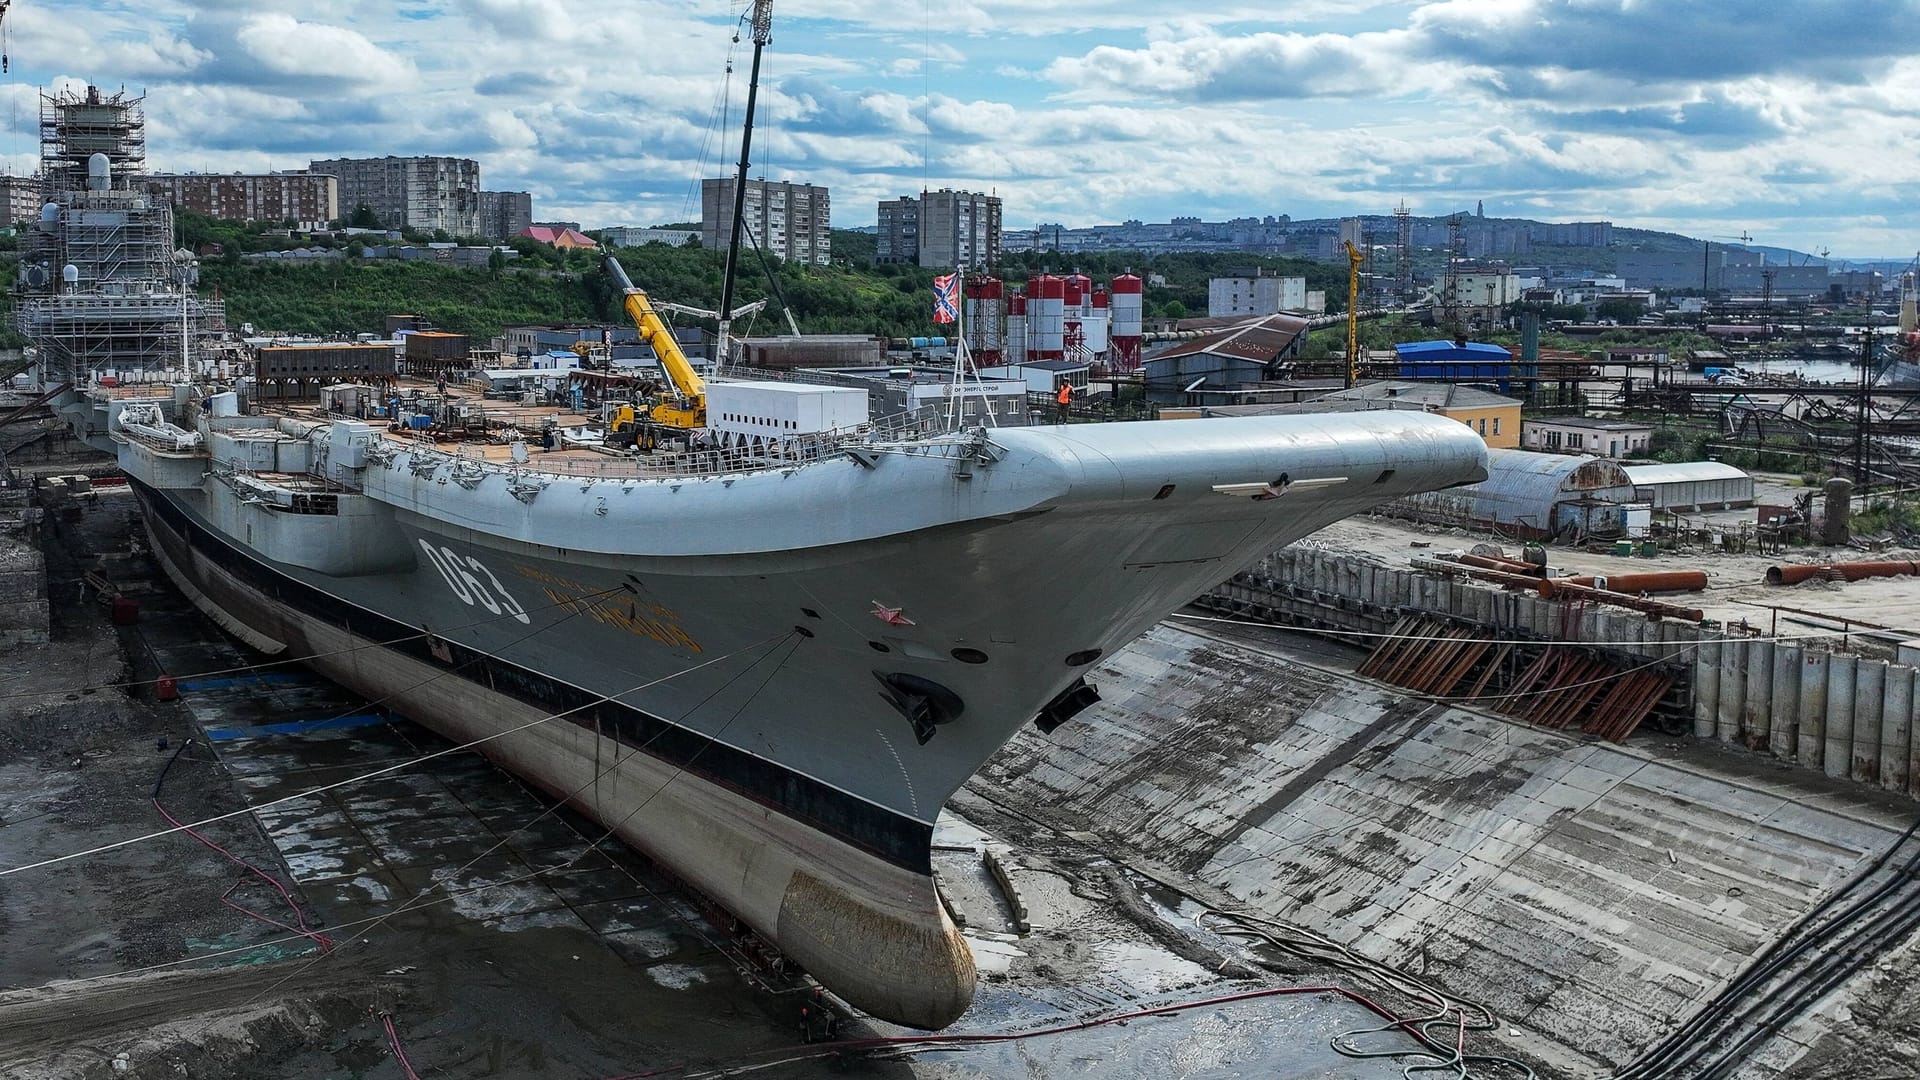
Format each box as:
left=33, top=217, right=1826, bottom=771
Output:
left=21, top=81, right=1488, bottom=1027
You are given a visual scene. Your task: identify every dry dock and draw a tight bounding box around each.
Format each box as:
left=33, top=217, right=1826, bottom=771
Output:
left=4, top=480, right=1920, bottom=1077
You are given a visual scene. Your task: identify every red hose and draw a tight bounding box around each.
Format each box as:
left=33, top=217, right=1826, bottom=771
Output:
left=381, top=1012, right=423, bottom=1080
left=151, top=797, right=334, bottom=954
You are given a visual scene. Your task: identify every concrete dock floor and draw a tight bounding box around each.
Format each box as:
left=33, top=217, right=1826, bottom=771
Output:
left=9, top=486, right=1920, bottom=1077
left=970, top=616, right=1920, bottom=1079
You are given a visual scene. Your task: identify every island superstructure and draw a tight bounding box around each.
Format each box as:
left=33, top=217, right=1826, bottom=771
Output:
left=22, top=85, right=1490, bottom=1028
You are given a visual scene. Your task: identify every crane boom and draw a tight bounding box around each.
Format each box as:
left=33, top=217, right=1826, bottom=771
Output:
left=604, top=256, right=706, bottom=428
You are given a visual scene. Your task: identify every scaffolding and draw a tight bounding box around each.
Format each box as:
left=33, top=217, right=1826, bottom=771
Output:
left=19, top=85, right=222, bottom=386
left=20, top=293, right=222, bottom=385
left=40, top=84, right=145, bottom=193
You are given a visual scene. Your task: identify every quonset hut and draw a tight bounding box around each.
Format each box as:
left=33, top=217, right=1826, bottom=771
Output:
left=1396, top=448, right=1645, bottom=541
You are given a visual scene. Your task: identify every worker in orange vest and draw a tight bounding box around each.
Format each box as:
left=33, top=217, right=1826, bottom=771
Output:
left=1055, top=381, right=1072, bottom=422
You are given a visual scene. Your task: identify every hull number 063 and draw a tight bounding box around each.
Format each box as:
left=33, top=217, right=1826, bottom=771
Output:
left=418, top=540, right=531, bottom=624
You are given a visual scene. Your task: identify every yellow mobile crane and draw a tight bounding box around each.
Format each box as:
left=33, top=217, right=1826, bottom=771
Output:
left=604, top=256, right=705, bottom=431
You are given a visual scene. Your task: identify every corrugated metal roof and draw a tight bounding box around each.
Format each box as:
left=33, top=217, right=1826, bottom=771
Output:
left=1447, top=449, right=1634, bottom=523
left=1395, top=340, right=1513, bottom=360
left=1153, top=313, right=1308, bottom=364
left=1621, top=461, right=1751, bottom=486
left=1315, top=380, right=1517, bottom=409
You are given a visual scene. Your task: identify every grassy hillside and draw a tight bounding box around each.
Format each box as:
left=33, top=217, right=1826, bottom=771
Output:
left=199, top=260, right=600, bottom=339
left=195, top=228, right=1356, bottom=342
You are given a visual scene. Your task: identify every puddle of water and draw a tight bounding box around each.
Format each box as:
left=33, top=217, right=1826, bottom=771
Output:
left=645, top=962, right=709, bottom=990
left=1091, top=941, right=1212, bottom=993
left=964, top=933, right=1028, bottom=974
left=934, top=810, right=994, bottom=850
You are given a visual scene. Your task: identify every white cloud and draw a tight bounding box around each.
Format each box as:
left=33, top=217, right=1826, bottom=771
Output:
left=1043, top=29, right=1430, bottom=102
left=469, top=0, right=574, bottom=42
left=231, top=14, right=413, bottom=85
left=0, top=0, right=1914, bottom=252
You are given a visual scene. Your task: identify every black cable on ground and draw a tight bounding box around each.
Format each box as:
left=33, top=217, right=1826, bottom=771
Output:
left=1616, top=814, right=1920, bottom=1078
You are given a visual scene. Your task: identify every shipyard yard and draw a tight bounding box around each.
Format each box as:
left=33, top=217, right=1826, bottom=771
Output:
left=5, top=466, right=1920, bottom=1079
left=13, top=2, right=1920, bottom=1077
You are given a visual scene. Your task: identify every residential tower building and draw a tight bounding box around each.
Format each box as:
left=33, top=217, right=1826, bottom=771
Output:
left=308, top=155, right=480, bottom=235
left=700, top=178, right=830, bottom=265
left=147, top=172, right=339, bottom=230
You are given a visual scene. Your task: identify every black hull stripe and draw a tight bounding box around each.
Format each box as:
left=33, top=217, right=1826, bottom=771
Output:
left=132, top=479, right=935, bottom=875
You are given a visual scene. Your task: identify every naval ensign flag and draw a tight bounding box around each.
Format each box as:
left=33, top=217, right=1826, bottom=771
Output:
left=932, top=273, right=959, bottom=324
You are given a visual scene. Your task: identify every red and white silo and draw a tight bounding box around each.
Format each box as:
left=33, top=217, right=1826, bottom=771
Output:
left=1005, top=291, right=1028, bottom=364
left=1028, top=274, right=1066, bottom=360
left=966, top=276, right=1005, bottom=364
left=1083, top=286, right=1111, bottom=359
left=1066, top=273, right=1094, bottom=316
left=1110, top=273, right=1144, bottom=370
left=1061, top=274, right=1084, bottom=360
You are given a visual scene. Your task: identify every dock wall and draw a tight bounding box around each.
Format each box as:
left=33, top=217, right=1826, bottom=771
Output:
left=1203, top=546, right=1920, bottom=799
left=0, top=495, right=47, bottom=649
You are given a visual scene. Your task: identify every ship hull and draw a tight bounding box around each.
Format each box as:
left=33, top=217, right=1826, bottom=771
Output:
left=110, top=411, right=1488, bottom=1028
left=135, top=479, right=977, bottom=1027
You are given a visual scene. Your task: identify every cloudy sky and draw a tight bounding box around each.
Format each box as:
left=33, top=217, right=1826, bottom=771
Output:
left=9, top=1, right=1918, bottom=255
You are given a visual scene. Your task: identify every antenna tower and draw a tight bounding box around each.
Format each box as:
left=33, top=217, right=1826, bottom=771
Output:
left=1394, top=201, right=1413, bottom=304
left=1441, top=213, right=1465, bottom=340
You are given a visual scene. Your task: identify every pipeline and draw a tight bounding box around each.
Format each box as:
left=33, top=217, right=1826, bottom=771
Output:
left=1766, top=560, right=1920, bottom=586
left=1535, top=577, right=1706, bottom=622
left=1415, top=557, right=1705, bottom=623
left=1455, top=552, right=1542, bottom=576
left=1414, top=556, right=1540, bottom=591
left=1557, top=571, right=1708, bottom=594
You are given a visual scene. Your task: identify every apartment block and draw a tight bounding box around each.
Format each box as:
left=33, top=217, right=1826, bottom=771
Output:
left=309, top=155, right=480, bottom=235
left=147, top=172, right=339, bottom=230
left=0, top=174, right=41, bottom=226
left=477, top=190, right=533, bottom=240
left=878, top=190, right=1000, bottom=269
left=1208, top=274, right=1306, bottom=317
left=876, top=196, right=919, bottom=265
left=700, top=178, right=830, bottom=265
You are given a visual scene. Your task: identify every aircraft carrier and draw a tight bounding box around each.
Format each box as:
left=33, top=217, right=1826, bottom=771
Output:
left=19, top=82, right=1488, bottom=1028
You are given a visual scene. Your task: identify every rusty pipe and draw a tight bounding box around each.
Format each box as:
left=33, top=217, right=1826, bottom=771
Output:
left=1414, top=558, right=1705, bottom=622
left=1455, top=553, right=1543, bottom=576
left=1558, top=571, right=1709, bottom=594
left=1766, top=560, right=1920, bottom=586
left=1413, top=557, right=1546, bottom=591
left=1537, top=578, right=1706, bottom=622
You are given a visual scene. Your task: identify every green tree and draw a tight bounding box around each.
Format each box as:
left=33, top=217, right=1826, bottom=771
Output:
left=1161, top=300, right=1188, bottom=319
left=488, top=248, right=507, bottom=274
left=348, top=204, right=381, bottom=229
left=1596, top=297, right=1646, bottom=323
